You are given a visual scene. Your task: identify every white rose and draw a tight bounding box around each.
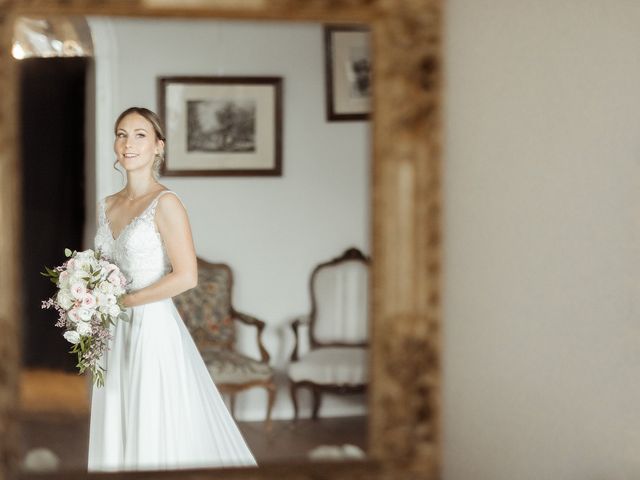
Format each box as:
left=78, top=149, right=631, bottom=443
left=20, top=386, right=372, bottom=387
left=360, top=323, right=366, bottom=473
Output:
left=56, top=290, right=74, bottom=310
left=75, top=321, right=92, bottom=336
left=69, top=271, right=87, bottom=286
left=63, top=330, right=81, bottom=344
left=70, top=282, right=87, bottom=300
left=108, top=305, right=121, bottom=317
left=77, top=307, right=93, bottom=322
left=95, top=293, right=107, bottom=307
left=98, top=281, right=114, bottom=295
left=77, top=258, right=94, bottom=273
left=98, top=261, right=111, bottom=280
left=75, top=250, right=94, bottom=260
left=98, top=304, right=111, bottom=314
left=58, top=270, right=70, bottom=288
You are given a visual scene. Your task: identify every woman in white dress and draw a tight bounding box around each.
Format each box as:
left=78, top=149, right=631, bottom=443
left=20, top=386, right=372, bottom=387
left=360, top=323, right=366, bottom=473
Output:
left=88, top=107, right=257, bottom=472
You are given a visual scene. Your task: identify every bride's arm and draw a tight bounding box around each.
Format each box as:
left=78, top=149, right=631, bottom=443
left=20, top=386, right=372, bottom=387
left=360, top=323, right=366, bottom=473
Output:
left=121, top=194, right=198, bottom=307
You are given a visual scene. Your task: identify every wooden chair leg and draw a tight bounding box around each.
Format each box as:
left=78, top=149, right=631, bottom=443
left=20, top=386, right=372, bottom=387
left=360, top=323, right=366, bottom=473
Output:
left=265, top=382, right=276, bottom=431
left=290, top=382, right=299, bottom=422
left=311, top=386, right=322, bottom=420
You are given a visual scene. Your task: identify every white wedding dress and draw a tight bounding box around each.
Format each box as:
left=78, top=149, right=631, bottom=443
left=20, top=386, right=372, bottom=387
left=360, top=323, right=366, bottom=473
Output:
left=88, top=190, right=256, bottom=472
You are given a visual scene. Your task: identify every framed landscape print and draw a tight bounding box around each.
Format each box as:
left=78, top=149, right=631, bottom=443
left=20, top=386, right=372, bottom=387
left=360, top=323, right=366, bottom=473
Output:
left=158, top=76, right=283, bottom=176
left=324, top=25, right=371, bottom=121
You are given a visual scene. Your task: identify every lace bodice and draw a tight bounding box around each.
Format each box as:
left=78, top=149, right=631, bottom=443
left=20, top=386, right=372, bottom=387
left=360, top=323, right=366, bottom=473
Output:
left=94, top=191, right=177, bottom=291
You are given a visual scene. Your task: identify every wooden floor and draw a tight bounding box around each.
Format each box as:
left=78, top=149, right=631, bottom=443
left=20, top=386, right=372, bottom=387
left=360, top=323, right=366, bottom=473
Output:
left=19, top=412, right=367, bottom=471
left=18, top=369, right=367, bottom=471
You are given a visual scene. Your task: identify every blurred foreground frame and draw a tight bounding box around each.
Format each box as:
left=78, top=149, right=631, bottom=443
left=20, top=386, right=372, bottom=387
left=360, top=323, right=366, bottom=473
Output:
left=0, top=0, right=442, bottom=479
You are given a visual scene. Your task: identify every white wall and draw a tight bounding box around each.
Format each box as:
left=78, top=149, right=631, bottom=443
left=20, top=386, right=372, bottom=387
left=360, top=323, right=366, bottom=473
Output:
left=444, top=1, right=640, bottom=478
left=88, top=17, right=370, bottom=420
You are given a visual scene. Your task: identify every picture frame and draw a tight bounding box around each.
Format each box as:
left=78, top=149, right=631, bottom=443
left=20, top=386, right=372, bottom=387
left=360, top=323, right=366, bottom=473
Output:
left=157, top=76, right=283, bottom=176
left=324, top=25, right=371, bottom=121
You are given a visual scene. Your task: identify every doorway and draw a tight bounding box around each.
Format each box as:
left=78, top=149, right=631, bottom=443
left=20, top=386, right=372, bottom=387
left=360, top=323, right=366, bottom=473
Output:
left=20, top=56, right=89, bottom=371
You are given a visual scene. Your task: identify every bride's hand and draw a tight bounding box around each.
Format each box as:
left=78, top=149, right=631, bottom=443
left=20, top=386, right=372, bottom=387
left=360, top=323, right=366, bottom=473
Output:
left=120, top=293, right=133, bottom=308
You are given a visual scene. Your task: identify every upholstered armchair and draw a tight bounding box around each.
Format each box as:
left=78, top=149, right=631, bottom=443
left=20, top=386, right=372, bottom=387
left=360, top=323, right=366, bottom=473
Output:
left=287, top=248, right=369, bottom=421
left=173, top=257, right=276, bottom=426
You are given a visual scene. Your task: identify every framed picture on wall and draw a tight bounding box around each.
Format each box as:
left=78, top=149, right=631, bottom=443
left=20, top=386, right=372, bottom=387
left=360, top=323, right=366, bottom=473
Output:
left=157, top=76, right=283, bottom=176
left=324, top=25, right=371, bottom=121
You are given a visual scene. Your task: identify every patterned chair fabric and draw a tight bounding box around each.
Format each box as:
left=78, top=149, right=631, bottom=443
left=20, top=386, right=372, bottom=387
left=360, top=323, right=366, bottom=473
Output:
left=173, top=258, right=276, bottom=425
left=202, top=348, right=274, bottom=384
left=173, top=263, right=236, bottom=350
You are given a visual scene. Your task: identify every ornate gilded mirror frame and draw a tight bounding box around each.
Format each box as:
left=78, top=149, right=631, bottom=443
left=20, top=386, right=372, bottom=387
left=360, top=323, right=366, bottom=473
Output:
left=0, top=1, right=442, bottom=479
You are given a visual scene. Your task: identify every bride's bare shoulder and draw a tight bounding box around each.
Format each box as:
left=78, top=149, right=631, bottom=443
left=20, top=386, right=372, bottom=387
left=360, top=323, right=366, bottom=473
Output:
left=156, top=190, right=184, bottom=212
left=104, top=190, right=125, bottom=210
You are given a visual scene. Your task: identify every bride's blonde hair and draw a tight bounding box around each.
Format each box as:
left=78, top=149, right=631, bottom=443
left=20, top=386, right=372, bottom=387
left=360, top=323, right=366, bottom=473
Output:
left=113, top=107, right=167, bottom=179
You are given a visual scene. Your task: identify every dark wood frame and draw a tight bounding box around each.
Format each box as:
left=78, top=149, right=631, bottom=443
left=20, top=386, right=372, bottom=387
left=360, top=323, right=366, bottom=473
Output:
left=289, top=247, right=369, bottom=420
left=176, top=258, right=277, bottom=427
left=324, top=24, right=371, bottom=122
left=0, top=1, right=442, bottom=479
left=157, top=76, right=283, bottom=177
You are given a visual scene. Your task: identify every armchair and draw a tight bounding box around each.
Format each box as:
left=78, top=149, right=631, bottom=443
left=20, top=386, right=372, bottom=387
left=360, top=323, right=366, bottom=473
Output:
left=287, top=247, right=369, bottom=420
left=173, top=257, right=276, bottom=426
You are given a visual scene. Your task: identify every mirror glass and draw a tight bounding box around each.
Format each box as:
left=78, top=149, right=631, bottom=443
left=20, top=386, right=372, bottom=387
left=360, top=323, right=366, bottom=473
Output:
left=16, top=15, right=371, bottom=473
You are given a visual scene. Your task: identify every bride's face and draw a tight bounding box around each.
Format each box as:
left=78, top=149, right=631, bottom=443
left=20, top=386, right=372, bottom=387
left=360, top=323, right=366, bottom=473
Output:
left=114, top=113, right=163, bottom=176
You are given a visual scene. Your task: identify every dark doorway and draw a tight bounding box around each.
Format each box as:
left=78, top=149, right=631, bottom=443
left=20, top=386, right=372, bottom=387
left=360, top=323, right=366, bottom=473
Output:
left=20, top=57, right=88, bottom=371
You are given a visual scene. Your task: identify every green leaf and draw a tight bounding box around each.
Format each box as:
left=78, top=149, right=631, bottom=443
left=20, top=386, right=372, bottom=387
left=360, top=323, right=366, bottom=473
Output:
left=64, top=248, right=72, bottom=258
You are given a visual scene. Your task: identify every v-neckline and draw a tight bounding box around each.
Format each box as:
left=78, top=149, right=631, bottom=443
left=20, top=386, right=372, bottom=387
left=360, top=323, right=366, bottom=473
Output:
left=103, top=190, right=169, bottom=242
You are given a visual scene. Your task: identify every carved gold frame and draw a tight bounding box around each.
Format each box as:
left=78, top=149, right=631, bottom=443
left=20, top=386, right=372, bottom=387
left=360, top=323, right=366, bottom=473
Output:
left=0, top=1, right=442, bottom=479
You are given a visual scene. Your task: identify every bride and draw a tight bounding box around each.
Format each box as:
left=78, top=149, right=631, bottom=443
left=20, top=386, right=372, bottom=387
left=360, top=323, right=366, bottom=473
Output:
left=88, top=107, right=257, bottom=471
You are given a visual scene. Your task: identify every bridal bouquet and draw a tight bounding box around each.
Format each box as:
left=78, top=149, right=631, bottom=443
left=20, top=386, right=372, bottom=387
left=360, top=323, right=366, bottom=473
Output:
left=41, top=248, right=129, bottom=387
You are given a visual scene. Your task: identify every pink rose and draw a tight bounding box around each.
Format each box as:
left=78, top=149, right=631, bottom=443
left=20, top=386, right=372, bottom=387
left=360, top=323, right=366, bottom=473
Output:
left=82, top=293, right=96, bottom=308
left=70, top=282, right=86, bottom=300
left=107, top=270, right=120, bottom=285
left=67, top=308, right=79, bottom=324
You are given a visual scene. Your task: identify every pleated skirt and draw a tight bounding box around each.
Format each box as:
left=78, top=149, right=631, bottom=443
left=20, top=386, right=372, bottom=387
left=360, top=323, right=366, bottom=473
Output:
left=88, top=298, right=256, bottom=471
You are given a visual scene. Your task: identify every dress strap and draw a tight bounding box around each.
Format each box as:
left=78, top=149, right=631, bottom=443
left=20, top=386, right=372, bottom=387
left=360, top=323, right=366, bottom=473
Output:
left=147, top=190, right=181, bottom=216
